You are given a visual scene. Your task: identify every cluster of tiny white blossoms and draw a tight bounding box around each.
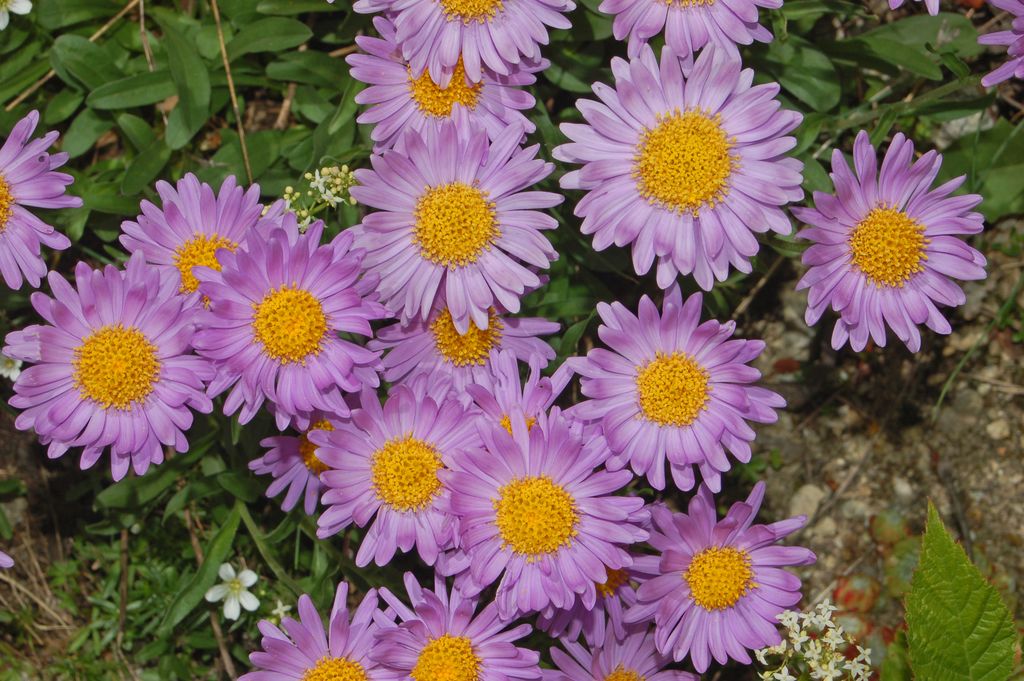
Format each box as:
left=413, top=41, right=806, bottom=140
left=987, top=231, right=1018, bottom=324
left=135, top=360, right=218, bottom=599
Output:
left=283, top=164, right=358, bottom=228
left=756, top=600, right=872, bottom=681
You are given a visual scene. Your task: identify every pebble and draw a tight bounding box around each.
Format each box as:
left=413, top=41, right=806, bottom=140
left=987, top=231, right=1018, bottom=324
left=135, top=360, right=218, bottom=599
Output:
left=892, top=476, right=914, bottom=501
left=986, top=418, right=1011, bottom=441
left=811, top=517, right=838, bottom=539
left=789, top=484, right=827, bottom=519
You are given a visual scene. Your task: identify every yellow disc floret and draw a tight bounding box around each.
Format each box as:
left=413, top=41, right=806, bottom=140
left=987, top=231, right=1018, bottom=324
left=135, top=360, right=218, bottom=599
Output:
left=634, top=109, right=735, bottom=216
left=499, top=414, right=537, bottom=435
left=301, top=656, right=368, bottom=681
left=849, top=206, right=929, bottom=288
left=431, top=308, right=503, bottom=366
left=635, top=352, right=710, bottom=426
left=0, top=174, right=13, bottom=232
left=413, top=183, right=499, bottom=268
left=172, top=233, right=238, bottom=294
left=252, top=286, right=328, bottom=364
left=371, top=435, right=444, bottom=511
left=494, top=476, right=578, bottom=557
left=299, top=419, right=335, bottom=474
left=410, top=59, right=484, bottom=117
left=439, top=0, right=504, bottom=22
left=684, top=546, right=755, bottom=611
left=411, top=635, right=481, bottom=681
left=596, top=567, right=630, bottom=598
left=73, top=325, right=161, bottom=410
left=605, top=666, right=645, bottom=681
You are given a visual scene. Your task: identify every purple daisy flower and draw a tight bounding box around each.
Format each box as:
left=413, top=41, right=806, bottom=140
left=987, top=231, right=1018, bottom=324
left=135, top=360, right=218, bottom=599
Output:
left=794, top=131, right=986, bottom=353
left=120, top=173, right=273, bottom=299
left=251, top=411, right=346, bottom=515
left=566, top=287, right=784, bottom=493
left=598, top=0, right=777, bottom=66
left=466, top=348, right=572, bottom=431
left=373, top=572, right=541, bottom=681
left=888, top=0, right=939, bottom=15
left=0, top=110, right=80, bottom=290
left=353, top=0, right=574, bottom=84
left=624, top=483, right=815, bottom=673
left=0, top=549, right=12, bottom=569
left=543, top=617, right=697, bottom=681
left=443, top=408, right=649, bottom=620
left=352, top=120, right=560, bottom=333
left=240, top=581, right=385, bottom=681
left=194, top=220, right=387, bottom=428
left=349, top=16, right=542, bottom=151
left=370, top=299, right=558, bottom=394
left=3, top=255, right=213, bottom=480
left=555, top=45, right=803, bottom=291
left=313, top=380, right=481, bottom=567
left=979, top=0, right=1024, bottom=86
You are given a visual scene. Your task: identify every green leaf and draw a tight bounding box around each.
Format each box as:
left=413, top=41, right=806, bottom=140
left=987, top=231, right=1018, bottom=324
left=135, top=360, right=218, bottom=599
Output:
left=35, top=0, right=122, bottom=30
left=121, top=139, right=171, bottom=196
left=157, top=504, right=242, bottom=636
left=87, top=71, right=177, bottom=110
left=62, top=108, right=113, bottom=159
left=95, top=435, right=213, bottom=510
left=50, top=35, right=124, bottom=91
left=226, top=18, right=312, bottom=61
left=758, top=36, right=840, bottom=111
left=157, top=19, right=212, bottom=149
left=116, top=113, right=157, bottom=151
left=905, top=503, right=1016, bottom=681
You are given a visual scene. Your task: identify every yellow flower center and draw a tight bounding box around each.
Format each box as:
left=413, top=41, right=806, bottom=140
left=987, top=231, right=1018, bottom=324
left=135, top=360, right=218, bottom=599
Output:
left=635, top=352, right=710, bottom=426
left=494, top=476, right=578, bottom=557
left=684, top=546, right=755, bottom=611
left=596, top=567, right=630, bottom=598
left=73, top=325, right=161, bottom=410
left=849, top=206, right=929, bottom=288
left=634, top=109, right=735, bottom=216
left=431, top=308, right=503, bottom=366
left=604, top=666, right=645, bottom=681
left=414, top=183, right=499, bottom=268
left=411, top=634, right=481, bottom=681
left=172, top=233, right=238, bottom=294
left=252, top=286, right=328, bottom=364
left=0, top=174, right=13, bottom=232
left=662, top=0, right=714, bottom=6
left=299, top=419, right=335, bottom=474
left=499, top=414, right=537, bottom=435
left=371, top=435, right=444, bottom=511
left=301, top=656, right=368, bottom=681
left=410, top=59, right=484, bottom=117
left=439, top=0, right=504, bottom=22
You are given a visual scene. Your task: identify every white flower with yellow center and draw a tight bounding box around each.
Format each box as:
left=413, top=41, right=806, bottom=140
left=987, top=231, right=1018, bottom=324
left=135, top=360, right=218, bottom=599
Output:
left=205, top=563, right=259, bottom=621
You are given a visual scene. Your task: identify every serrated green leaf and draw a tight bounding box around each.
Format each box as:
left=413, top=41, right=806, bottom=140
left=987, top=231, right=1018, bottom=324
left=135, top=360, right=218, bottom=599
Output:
left=905, top=503, right=1016, bottom=681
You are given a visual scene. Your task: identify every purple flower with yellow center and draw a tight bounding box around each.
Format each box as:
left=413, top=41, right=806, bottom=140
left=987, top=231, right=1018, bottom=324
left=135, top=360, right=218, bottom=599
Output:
left=120, top=173, right=273, bottom=299
left=888, top=0, right=939, bottom=15
left=624, top=483, right=815, bottom=672
left=240, top=582, right=386, bottom=681
left=3, top=255, right=213, bottom=480
left=352, top=0, right=574, bottom=84
left=543, top=618, right=697, bottom=681
left=352, top=120, right=560, bottom=333
left=555, top=45, right=803, bottom=291
left=370, top=299, right=558, bottom=394
left=349, top=16, right=542, bottom=151
left=598, top=0, right=777, bottom=66
left=467, top=348, right=571, bottom=432
left=0, top=110, right=80, bottom=290
left=373, top=572, right=541, bottom=681
left=251, top=411, right=346, bottom=515
left=314, top=381, right=480, bottom=567
left=794, top=131, right=986, bottom=353
left=194, top=220, right=387, bottom=428
left=979, top=0, right=1024, bottom=87
left=443, top=409, right=649, bottom=620
left=567, top=287, right=784, bottom=493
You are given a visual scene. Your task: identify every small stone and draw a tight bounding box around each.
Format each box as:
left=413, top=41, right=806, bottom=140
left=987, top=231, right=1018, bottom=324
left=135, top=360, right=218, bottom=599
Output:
left=892, top=476, right=913, bottom=501
left=811, top=516, right=837, bottom=539
left=789, top=484, right=827, bottom=519
left=986, top=418, right=1011, bottom=440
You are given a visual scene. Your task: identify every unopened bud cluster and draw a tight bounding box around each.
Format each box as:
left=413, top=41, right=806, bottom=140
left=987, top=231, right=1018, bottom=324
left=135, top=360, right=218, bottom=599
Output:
left=283, top=165, right=358, bottom=229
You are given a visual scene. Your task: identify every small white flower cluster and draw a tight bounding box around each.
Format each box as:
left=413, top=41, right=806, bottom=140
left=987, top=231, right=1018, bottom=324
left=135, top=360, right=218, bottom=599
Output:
left=755, top=600, right=872, bottom=681
left=283, top=164, right=358, bottom=228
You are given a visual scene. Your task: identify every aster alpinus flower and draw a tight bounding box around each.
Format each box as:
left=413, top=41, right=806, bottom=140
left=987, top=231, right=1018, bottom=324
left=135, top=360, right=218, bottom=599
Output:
left=0, top=110, right=80, bottom=290
left=466, top=348, right=572, bottom=432
left=888, top=0, right=939, bottom=15
left=353, top=0, right=574, bottom=84
left=374, top=572, right=541, bottom=681
left=352, top=120, right=560, bottom=333
left=794, top=131, right=986, bottom=352
left=625, top=483, right=815, bottom=673
left=444, top=408, right=649, bottom=620
left=240, top=581, right=386, bottom=681
left=349, top=16, right=542, bottom=151
left=978, top=0, right=1024, bottom=86
left=556, top=45, right=803, bottom=291
left=194, top=219, right=387, bottom=428
left=3, top=255, right=213, bottom=480
left=0, top=549, right=12, bottom=569
left=567, top=287, right=784, bottom=492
